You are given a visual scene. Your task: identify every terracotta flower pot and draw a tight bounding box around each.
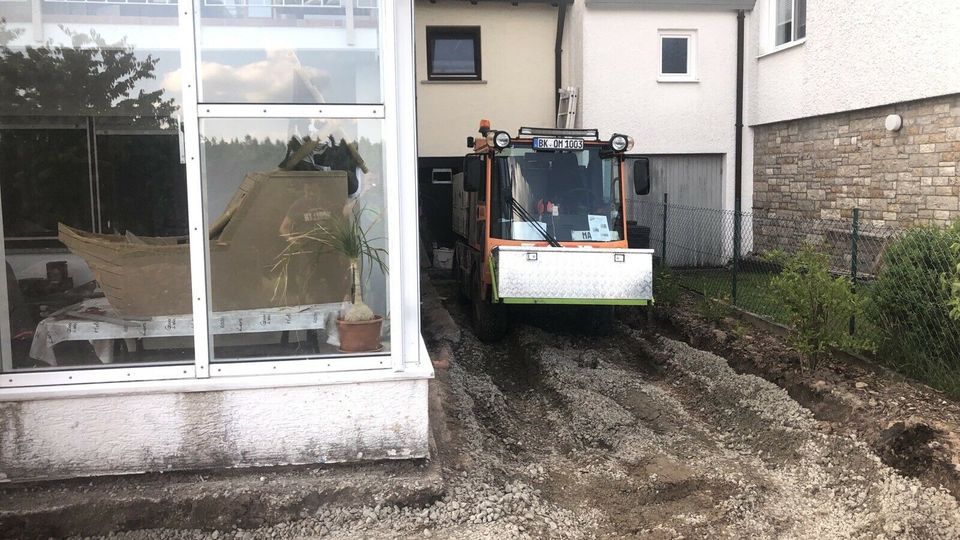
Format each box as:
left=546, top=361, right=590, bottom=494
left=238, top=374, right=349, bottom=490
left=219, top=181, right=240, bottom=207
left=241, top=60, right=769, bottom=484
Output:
left=336, top=315, right=384, bottom=352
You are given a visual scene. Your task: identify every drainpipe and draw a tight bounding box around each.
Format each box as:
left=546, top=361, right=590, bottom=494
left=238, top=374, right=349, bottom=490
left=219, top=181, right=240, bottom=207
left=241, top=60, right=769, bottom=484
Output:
left=734, top=9, right=744, bottom=212
left=554, top=0, right=569, bottom=115
left=732, top=9, right=745, bottom=304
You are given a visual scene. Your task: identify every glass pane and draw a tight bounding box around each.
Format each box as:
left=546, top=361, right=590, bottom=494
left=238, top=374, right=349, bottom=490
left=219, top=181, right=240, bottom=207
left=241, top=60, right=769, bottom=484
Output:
left=775, top=0, right=793, bottom=45
left=490, top=147, right=621, bottom=243
left=796, top=0, right=806, bottom=40
left=2, top=125, right=92, bottom=241
left=661, top=37, right=688, bottom=75
left=196, top=1, right=382, bottom=104
left=201, top=118, right=389, bottom=361
left=431, top=37, right=476, bottom=75
left=0, top=2, right=193, bottom=372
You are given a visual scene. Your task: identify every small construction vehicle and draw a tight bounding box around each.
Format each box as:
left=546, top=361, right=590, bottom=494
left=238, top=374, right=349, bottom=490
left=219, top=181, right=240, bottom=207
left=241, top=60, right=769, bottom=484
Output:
left=452, top=120, right=654, bottom=341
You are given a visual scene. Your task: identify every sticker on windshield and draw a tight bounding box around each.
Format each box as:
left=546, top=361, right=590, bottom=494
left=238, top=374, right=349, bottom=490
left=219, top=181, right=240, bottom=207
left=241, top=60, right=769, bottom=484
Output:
left=512, top=221, right=550, bottom=241
left=587, top=215, right=611, bottom=241
left=532, top=137, right=585, bottom=151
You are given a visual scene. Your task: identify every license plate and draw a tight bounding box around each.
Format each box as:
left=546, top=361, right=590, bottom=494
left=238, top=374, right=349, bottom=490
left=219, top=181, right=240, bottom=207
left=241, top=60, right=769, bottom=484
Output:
left=533, top=137, right=584, bottom=151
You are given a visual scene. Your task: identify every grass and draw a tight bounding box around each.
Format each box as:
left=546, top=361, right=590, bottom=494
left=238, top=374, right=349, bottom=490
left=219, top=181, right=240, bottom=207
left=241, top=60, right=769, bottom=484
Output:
left=676, top=269, right=788, bottom=324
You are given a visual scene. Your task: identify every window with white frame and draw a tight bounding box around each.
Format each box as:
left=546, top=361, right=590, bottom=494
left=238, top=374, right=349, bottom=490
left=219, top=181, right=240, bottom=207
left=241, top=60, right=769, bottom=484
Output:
left=0, top=0, right=402, bottom=387
left=658, top=30, right=697, bottom=82
left=774, top=0, right=806, bottom=47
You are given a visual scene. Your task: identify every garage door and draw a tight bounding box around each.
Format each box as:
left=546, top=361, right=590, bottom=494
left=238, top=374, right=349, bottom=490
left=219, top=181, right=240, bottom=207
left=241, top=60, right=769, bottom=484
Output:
left=626, top=154, right=724, bottom=268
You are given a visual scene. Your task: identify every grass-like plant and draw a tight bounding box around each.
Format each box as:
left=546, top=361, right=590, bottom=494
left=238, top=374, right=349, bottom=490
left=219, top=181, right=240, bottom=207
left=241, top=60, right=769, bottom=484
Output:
left=274, top=206, right=388, bottom=321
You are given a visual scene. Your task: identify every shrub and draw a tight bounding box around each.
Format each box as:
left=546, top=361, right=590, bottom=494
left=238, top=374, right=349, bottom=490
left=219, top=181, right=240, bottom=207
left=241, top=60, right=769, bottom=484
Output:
left=696, top=293, right=731, bottom=325
left=654, top=266, right=681, bottom=307
left=951, top=226, right=960, bottom=322
left=767, top=245, right=869, bottom=371
left=868, top=224, right=960, bottom=383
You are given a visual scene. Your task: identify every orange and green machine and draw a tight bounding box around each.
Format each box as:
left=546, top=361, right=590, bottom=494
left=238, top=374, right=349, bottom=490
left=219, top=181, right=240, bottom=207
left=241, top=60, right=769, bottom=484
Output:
left=451, top=120, right=655, bottom=340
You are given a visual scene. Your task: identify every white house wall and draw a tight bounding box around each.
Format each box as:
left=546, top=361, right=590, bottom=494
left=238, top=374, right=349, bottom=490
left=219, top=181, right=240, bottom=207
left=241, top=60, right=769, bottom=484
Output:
left=415, top=2, right=556, bottom=157
left=579, top=5, right=752, bottom=212
left=750, top=0, right=960, bottom=126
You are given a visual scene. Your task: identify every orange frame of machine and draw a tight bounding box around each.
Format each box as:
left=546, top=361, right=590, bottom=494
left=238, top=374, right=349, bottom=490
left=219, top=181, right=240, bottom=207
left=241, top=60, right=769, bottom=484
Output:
left=467, top=135, right=631, bottom=301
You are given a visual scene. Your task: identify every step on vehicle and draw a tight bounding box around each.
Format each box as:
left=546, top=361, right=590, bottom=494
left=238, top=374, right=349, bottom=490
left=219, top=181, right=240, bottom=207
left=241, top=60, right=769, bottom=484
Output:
left=452, top=120, right=655, bottom=341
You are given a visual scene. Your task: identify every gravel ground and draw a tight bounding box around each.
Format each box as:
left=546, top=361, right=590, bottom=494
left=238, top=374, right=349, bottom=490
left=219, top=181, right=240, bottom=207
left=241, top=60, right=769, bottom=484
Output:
left=83, top=283, right=960, bottom=539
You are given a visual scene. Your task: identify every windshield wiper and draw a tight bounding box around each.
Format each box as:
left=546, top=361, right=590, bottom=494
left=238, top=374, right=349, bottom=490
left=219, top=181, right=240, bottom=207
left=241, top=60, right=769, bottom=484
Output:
left=510, top=197, right=562, bottom=247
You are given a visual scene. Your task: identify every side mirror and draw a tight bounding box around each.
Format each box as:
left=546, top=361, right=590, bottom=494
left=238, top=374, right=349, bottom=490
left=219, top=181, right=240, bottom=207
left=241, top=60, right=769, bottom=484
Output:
left=633, top=158, right=651, bottom=195
left=463, top=154, right=485, bottom=193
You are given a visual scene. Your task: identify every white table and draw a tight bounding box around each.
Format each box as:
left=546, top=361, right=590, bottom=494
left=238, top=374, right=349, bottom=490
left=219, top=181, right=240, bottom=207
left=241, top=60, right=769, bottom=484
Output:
left=30, top=298, right=341, bottom=365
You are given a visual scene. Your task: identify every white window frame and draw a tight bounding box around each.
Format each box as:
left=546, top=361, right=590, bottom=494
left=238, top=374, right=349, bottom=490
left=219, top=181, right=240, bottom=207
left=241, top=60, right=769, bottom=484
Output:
left=765, top=0, right=806, bottom=54
left=431, top=168, right=453, bottom=185
left=0, top=0, right=423, bottom=389
left=658, top=30, right=697, bottom=83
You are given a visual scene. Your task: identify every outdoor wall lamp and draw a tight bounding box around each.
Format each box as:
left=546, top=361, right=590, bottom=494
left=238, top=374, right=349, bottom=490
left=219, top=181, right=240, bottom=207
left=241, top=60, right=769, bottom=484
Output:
left=885, top=114, right=903, bottom=132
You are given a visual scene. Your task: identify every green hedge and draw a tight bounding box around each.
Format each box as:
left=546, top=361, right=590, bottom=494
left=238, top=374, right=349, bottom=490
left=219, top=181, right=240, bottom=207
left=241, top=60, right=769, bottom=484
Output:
left=868, top=223, right=960, bottom=392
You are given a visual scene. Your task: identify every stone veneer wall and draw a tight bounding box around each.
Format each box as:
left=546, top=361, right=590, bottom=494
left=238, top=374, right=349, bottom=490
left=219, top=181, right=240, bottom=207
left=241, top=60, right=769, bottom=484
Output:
left=753, top=93, right=960, bottom=228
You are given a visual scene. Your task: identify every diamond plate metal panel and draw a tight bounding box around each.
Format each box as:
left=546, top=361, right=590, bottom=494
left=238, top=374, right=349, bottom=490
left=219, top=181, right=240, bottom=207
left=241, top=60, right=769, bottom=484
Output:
left=494, top=247, right=654, bottom=301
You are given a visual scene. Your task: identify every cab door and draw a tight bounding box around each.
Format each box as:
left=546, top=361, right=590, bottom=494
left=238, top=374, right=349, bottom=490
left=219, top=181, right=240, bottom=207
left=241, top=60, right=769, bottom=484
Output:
left=623, top=155, right=652, bottom=249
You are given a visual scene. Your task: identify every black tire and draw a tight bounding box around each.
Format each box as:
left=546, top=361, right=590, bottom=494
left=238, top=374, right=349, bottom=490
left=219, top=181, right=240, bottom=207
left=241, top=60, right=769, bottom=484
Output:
left=472, top=294, right=508, bottom=342
left=452, top=250, right=469, bottom=304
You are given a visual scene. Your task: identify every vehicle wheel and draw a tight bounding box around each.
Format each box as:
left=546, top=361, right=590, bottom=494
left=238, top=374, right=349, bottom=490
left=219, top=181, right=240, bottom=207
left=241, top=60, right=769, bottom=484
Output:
left=582, top=305, right=615, bottom=336
left=453, top=251, right=469, bottom=304
left=472, top=293, right=508, bottom=342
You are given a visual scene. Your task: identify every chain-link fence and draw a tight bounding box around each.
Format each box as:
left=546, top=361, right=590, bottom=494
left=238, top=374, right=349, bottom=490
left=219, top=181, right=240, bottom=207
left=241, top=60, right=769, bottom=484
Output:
left=629, top=198, right=960, bottom=393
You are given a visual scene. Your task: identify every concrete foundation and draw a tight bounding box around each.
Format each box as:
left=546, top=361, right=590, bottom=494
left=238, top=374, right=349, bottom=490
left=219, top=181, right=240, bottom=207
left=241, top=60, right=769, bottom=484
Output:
left=0, top=372, right=430, bottom=482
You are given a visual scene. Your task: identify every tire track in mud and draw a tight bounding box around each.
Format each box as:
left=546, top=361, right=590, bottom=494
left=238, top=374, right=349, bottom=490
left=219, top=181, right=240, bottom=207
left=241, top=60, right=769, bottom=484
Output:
left=446, top=293, right=960, bottom=539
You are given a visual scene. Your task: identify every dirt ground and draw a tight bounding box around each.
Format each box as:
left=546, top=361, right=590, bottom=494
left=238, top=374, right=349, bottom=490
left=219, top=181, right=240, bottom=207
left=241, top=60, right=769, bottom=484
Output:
left=651, top=294, right=960, bottom=500
left=78, top=276, right=960, bottom=539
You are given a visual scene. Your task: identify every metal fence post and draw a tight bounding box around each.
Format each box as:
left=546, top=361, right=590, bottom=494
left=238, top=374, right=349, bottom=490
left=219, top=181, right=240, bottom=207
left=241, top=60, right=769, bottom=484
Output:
left=849, top=207, right=859, bottom=335
left=733, top=206, right=742, bottom=305
left=661, top=193, right=668, bottom=268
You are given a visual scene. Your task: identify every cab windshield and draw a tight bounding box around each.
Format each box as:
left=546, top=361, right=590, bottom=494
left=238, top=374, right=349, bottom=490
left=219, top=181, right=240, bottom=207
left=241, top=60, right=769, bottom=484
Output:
left=490, top=145, right=621, bottom=242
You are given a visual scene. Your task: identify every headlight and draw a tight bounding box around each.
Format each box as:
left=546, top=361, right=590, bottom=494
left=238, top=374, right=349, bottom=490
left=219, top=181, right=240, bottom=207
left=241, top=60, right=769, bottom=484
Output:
left=610, top=134, right=629, bottom=152
left=494, top=131, right=512, bottom=149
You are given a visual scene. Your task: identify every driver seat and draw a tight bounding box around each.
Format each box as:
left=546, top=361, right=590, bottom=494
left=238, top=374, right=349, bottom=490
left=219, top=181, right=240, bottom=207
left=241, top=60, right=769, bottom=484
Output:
left=549, top=152, right=586, bottom=211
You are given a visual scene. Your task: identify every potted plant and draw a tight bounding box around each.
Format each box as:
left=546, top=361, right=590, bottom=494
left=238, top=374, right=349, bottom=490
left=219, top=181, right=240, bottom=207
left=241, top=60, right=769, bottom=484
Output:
left=274, top=206, right=388, bottom=352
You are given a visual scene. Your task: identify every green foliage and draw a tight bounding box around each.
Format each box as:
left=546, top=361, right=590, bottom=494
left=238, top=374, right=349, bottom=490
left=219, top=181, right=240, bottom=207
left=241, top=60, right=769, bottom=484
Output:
left=730, top=321, right=750, bottom=341
left=950, top=224, right=960, bottom=322
left=0, top=23, right=176, bottom=128
left=654, top=266, right=681, bottom=307
left=696, top=293, right=731, bottom=326
left=767, top=245, right=869, bottom=371
left=273, top=207, right=387, bottom=320
left=870, top=223, right=960, bottom=377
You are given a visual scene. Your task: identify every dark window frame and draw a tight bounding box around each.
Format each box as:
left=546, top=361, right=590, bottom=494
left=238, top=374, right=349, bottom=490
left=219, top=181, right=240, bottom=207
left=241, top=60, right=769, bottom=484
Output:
left=426, top=26, right=482, bottom=81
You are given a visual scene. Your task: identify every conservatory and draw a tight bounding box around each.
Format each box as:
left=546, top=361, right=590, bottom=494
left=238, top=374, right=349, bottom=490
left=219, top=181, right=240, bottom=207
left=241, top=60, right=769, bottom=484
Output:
left=0, top=0, right=428, bottom=481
